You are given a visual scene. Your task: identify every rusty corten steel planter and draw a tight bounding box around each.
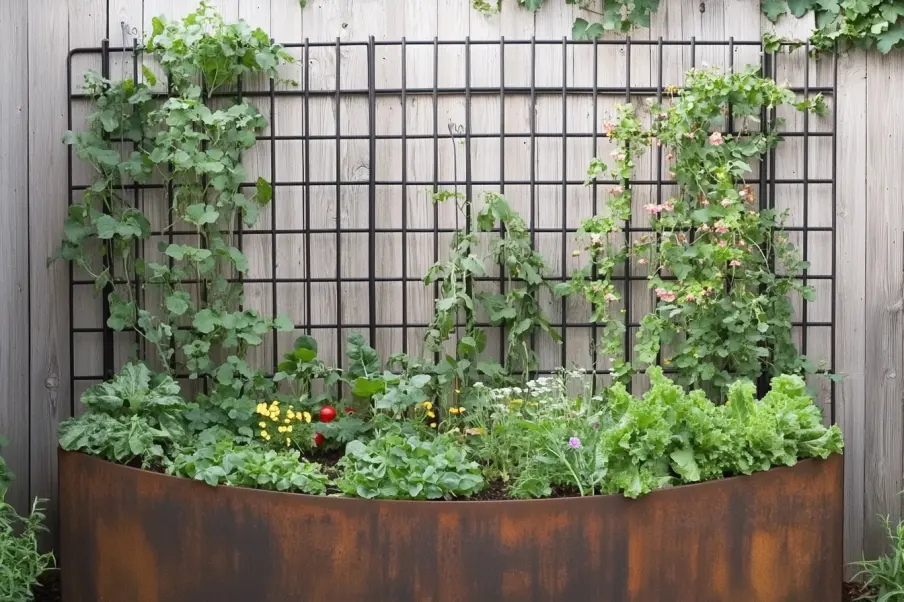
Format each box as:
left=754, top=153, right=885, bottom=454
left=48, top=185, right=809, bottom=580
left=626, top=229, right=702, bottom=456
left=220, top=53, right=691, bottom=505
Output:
left=59, top=450, right=842, bottom=602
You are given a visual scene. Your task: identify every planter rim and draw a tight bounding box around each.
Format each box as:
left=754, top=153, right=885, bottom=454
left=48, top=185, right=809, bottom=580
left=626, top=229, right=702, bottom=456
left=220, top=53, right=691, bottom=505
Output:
left=58, top=448, right=841, bottom=506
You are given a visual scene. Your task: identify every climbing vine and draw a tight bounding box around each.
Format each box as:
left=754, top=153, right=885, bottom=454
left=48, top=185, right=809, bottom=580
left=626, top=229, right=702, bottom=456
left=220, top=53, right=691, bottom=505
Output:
left=474, top=0, right=904, bottom=54
left=56, top=2, right=295, bottom=394
left=557, top=66, right=829, bottom=391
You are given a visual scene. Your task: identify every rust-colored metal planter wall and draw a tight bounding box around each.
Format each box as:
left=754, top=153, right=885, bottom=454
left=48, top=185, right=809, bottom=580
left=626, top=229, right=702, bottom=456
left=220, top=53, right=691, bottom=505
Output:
left=60, top=450, right=842, bottom=602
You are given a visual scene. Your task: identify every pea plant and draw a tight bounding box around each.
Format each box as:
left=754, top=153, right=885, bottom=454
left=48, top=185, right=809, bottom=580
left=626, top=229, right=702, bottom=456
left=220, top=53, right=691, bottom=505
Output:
left=558, top=67, right=829, bottom=391
left=554, top=104, right=649, bottom=382
left=56, top=2, right=294, bottom=396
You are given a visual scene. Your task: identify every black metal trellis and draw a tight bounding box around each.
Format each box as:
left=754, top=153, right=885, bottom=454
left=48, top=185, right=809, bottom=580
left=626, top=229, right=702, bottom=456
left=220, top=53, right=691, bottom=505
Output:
left=67, top=37, right=838, bottom=421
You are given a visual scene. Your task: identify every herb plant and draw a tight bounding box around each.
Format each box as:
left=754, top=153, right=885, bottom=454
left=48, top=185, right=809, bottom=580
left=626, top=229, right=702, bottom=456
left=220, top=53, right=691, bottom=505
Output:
left=0, top=443, right=54, bottom=602
left=854, top=517, right=904, bottom=601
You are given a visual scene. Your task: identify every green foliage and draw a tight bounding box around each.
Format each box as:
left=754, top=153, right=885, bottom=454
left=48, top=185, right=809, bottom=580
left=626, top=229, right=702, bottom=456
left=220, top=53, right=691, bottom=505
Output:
left=337, top=425, right=485, bottom=500
left=58, top=363, right=188, bottom=466
left=470, top=367, right=842, bottom=499
left=147, top=1, right=294, bottom=95
left=854, top=517, right=904, bottom=601
left=478, top=0, right=904, bottom=55
left=169, top=434, right=328, bottom=494
left=0, top=499, right=55, bottom=602
left=554, top=104, right=648, bottom=382
left=0, top=443, right=54, bottom=602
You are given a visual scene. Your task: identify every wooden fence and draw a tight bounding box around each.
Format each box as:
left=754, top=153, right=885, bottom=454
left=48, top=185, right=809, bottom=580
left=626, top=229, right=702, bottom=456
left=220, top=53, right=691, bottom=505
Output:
left=0, top=0, right=897, bottom=570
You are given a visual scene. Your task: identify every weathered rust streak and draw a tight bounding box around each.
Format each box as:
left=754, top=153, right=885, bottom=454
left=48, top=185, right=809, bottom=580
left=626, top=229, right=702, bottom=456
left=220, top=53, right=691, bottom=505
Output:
left=60, top=451, right=844, bottom=602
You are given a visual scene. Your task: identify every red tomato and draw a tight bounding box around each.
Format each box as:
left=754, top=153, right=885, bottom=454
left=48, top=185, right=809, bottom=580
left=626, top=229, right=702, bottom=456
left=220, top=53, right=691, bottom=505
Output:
left=313, top=433, right=325, bottom=447
left=319, top=406, right=337, bottom=423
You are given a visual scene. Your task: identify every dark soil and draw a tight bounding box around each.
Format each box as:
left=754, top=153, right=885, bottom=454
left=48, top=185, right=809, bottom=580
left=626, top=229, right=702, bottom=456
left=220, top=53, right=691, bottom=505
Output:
left=844, top=580, right=876, bottom=601
left=31, top=570, right=873, bottom=601
left=32, top=572, right=60, bottom=602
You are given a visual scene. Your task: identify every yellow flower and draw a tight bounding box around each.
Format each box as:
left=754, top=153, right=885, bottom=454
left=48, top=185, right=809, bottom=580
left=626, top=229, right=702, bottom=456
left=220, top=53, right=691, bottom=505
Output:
left=278, top=426, right=286, bottom=433
left=430, top=422, right=437, bottom=428
left=286, top=426, right=293, bottom=433
left=422, top=401, right=433, bottom=410
left=449, top=407, right=460, bottom=415
left=271, top=415, right=279, bottom=422
left=271, top=400, right=279, bottom=406
left=256, top=403, right=267, bottom=414
left=286, top=438, right=291, bottom=446
left=427, top=411, right=436, bottom=418
left=303, top=412, right=312, bottom=423
left=263, top=433, right=271, bottom=440
left=465, top=427, right=485, bottom=436
left=510, top=399, right=523, bottom=405
left=260, top=430, right=268, bottom=437
left=284, top=418, right=291, bottom=424
left=287, top=409, right=295, bottom=419
left=458, top=407, right=466, bottom=414
left=455, top=389, right=461, bottom=394
left=259, top=421, right=267, bottom=428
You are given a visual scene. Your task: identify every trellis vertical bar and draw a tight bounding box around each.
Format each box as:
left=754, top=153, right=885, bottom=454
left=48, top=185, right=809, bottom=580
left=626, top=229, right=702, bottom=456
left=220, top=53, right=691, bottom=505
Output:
left=400, top=38, right=409, bottom=355
left=464, top=37, right=474, bottom=331
left=757, top=40, right=770, bottom=398
left=623, top=36, right=632, bottom=388
left=132, top=39, right=142, bottom=357
left=654, top=38, right=663, bottom=369
left=529, top=37, right=537, bottom=373
left=270, top=39, right=279, bottom=369
left=801, top=42, right=810, bottom=359
left=334, top=38, right=343, bottom=367
left=100, top=38, right=114, bottom=379
left=590, top=38, right=599, bottom=392
left=560, top=37, right=569, bottom=368
left=368, top=37, right=378, bottom=346
left=431, top=37, right=440, bottom=366
left=830, top=43, right=838, bottom=423
left=66, top=49, right=76, bottom=414
left=304, top=40, right=312, bottom=334
left=498, top=38, right=507, bottom=363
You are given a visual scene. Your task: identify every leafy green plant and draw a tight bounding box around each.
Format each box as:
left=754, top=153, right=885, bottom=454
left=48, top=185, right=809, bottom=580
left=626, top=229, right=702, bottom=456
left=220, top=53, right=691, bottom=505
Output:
left=854, top=517, right=904, bottom=601
left=471, top=367, right=841, bottom=499
left=337, top=424, right=485, bottom=500
left=0, top=443, right=54, bottom=602
left=169, top=432, right=328, bottom=494
left=59, top=363, right=188, bottom=466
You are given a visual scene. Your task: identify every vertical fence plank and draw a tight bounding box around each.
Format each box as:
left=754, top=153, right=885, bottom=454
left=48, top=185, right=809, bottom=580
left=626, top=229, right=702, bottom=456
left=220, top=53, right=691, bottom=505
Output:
left=835, top=49, right=868, bottom=572
left=864, top=49, right=904, bottom=558
left=28, top=0, right=72, bottom=544
left=0, top=0, right=31, bottom=516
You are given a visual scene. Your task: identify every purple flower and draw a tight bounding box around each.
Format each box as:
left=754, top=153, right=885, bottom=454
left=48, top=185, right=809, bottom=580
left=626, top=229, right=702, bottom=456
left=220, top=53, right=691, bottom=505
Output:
left=568, top=437, right=582, bottom=449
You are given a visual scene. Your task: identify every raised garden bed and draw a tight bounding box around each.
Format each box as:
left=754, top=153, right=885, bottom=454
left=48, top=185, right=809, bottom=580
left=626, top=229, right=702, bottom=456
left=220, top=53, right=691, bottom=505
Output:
left=60, top=450, right=842, bottom=602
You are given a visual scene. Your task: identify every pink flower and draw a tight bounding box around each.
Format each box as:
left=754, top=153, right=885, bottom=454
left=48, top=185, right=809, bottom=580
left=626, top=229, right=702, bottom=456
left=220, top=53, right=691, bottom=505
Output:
left=662, top=200, right=675, bottom=212
left=669, top=171, right=676, bottom=179
left=709, top=131, right=724, bottom=146
left=685, top=293, right=696, bottom=302
left=667, top=152, right=674, bottom=161
left=603, top=121, right=614, bottom=136
left=700, top=224, right=711, bottom=232
left=715, top=226, right=729, bottom=234
left=729, top=259, right=742, bottom=267
left=748, top=210, right=757, bottom=216
left=718, top=240, right=727, bottom=247
left=604, top=293, right=618, bottom=302
left=721, top=199, right=732, bottom=208
left=737, top=240, right=746, bottom=248
left=677, top=233, right=687, bottom=243
left=739, top=189, right=747, bottom=199
left=638, top=257, right=648, bottom=265
left=655, top=287, right=677, bottom=303
left=701, top=199, right=710, bottom=207
left=610, top=185, right=624, bottom=195
left=644, top=203, right=663, bottom=215
left=589, top=233, right=602, bottom=246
